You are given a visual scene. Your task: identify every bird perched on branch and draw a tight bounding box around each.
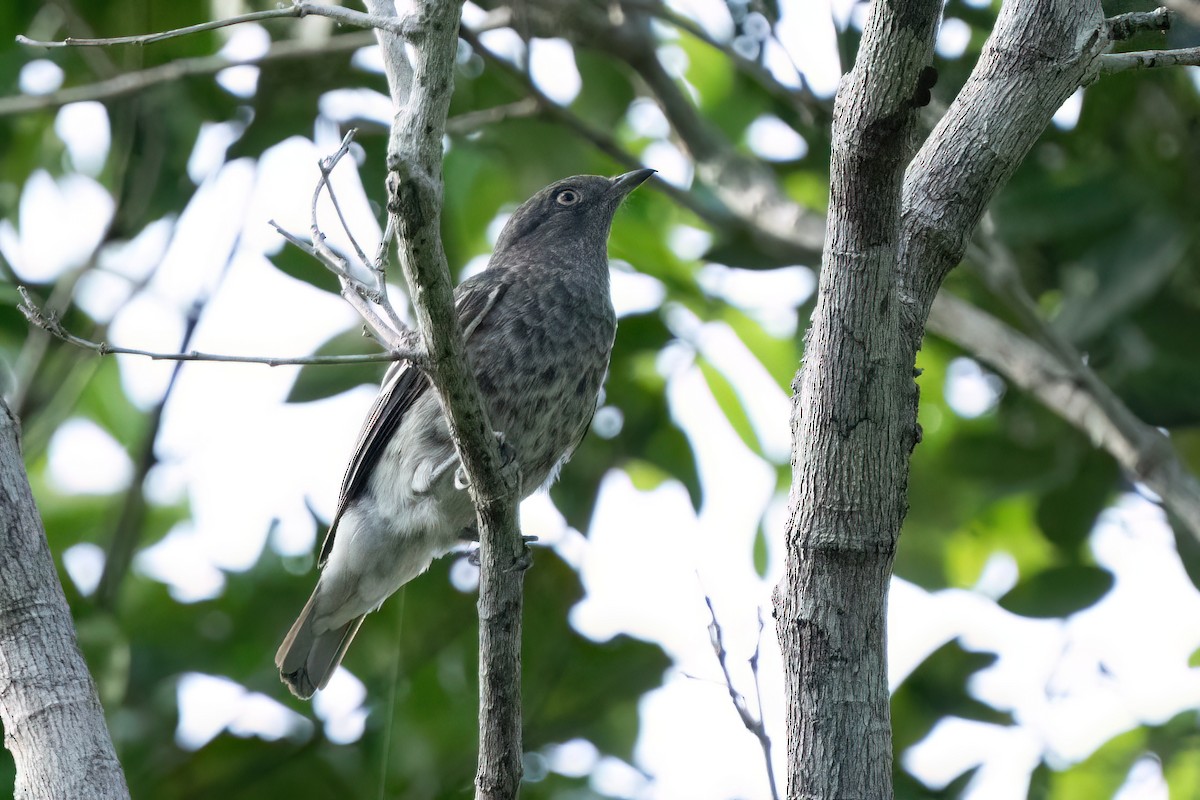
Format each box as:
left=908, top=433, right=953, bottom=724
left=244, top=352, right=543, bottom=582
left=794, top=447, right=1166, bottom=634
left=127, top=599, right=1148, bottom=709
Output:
left=276, top=168, right=655, bottom=698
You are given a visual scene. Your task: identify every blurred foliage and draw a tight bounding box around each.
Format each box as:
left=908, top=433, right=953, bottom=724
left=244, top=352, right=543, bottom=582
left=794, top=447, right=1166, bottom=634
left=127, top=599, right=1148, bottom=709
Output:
left=2, top=0, right=1200, bottom=797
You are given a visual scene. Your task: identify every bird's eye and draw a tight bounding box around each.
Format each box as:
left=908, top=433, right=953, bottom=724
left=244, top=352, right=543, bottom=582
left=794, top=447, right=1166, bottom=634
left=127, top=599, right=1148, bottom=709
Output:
left=555, top=189, right=580, bottom=206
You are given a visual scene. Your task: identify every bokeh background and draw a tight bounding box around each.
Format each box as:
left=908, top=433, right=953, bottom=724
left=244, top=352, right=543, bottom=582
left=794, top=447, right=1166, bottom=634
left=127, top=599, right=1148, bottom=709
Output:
left=3, top=0, right=1200, bottom=797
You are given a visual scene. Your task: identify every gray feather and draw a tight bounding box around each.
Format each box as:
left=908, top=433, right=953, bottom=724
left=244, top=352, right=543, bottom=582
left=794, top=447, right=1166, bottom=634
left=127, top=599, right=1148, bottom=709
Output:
left=276, top=169, right=654, bottom=698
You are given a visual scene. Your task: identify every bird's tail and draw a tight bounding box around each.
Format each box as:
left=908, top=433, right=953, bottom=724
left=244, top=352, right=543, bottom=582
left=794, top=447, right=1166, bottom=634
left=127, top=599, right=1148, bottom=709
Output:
left=275, top=590, right=365, bottom=699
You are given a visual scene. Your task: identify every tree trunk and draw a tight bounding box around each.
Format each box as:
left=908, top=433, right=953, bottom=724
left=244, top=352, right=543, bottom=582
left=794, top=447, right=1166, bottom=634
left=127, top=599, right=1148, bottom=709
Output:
left=774, top=2, right=939, bottom=795
left=777, top=0, right=1116, bottom=797
left=0, top=400, right=129, bottom=800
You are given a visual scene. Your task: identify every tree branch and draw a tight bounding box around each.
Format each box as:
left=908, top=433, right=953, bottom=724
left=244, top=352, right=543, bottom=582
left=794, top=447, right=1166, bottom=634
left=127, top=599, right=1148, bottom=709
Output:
left=464, top=4, right=826, bottom=264
left=0, top=33, right=375, bottom=118
left=1098, top=45, right=1200, bottom=74
left=17, top=287, right=418, bottom=367
left=896, top=0, right=1111, bottom=352
left=1105, top=6, right=1172, bottom=40
left=368, top=2, right=527, bottom=798
left=927, top=291, right=1200, bottom=540
left=704, top=598, right=779, bottom=800
left=94, top=303, right=199, bottom=610
left=618, top=0, right=823, bottom=126
left=15, top=2, right=413, bottom=48
left=0, top=400, right=130, bottom=800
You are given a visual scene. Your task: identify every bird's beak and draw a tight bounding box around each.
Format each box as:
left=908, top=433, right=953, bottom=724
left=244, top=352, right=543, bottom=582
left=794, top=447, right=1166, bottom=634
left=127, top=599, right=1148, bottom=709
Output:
left=610, top=168, right=656, bottom=198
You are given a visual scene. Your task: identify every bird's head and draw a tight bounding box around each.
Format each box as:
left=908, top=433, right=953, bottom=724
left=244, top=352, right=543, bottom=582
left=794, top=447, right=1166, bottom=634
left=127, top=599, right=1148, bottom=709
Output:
left=491, top=168, right=655, bottom=262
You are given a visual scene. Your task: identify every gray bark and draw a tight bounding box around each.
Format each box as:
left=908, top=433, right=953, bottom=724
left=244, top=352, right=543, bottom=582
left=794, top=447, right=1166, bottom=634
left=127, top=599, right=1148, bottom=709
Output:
left=364, top=1, right=526, bottom=797
left=774, top=1, right=939, bottom=796
left=0, top=401, right=129, bottom=800
left=777, top=0, right=1118, bottom=797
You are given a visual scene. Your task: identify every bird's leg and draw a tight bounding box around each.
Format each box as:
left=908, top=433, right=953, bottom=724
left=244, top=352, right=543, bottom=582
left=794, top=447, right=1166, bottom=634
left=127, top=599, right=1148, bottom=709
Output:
left=412, top=453, right=460, bottom=495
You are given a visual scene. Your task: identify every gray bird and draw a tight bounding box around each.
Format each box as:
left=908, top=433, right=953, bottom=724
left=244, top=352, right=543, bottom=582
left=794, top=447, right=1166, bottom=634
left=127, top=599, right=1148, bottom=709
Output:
left=276, top=168, right=654, bottom=698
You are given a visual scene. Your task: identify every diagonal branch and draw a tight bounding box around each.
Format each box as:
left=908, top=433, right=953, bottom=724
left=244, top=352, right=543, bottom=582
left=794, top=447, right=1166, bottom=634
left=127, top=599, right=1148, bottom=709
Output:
left=895, top=0, right=1112, bottom=351
left=927, top=291, right=1200, bottom=540
left=16, top=2, right=413, bottom=48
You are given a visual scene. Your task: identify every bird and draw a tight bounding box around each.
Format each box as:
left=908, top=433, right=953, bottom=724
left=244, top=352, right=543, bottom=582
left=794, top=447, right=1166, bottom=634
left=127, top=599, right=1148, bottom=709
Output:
left=276, top=168, right=655, bottom=698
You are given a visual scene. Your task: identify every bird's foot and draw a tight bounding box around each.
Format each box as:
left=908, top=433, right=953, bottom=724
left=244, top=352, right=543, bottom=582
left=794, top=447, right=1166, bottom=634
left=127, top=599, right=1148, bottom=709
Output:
left=463, top=534, right=538, bottom=569
left=511, top=535, right=537, bottom=572
left=454, top=431, right=519, bottom=492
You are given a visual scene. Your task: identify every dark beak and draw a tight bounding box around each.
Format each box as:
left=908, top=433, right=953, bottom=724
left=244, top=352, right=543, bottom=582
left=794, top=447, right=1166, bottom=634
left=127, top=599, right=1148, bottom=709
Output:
left=610, top=168, right=656, bottom=198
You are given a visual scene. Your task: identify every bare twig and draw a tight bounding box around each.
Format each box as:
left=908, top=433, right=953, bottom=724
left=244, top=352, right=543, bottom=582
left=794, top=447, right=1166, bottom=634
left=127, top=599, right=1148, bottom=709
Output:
left=17, top=286, right=417, bottom=367
left=16, top=2, right=413, bottom=48
left=704, top=597, right=780, bottom=800
left=0, top=32, right=375, bottom=118
left=267, top=218, right=410, bottom=352
left=315, top=131, right=372, bottom=269
left=958, top=232, right=1200, bottom=543
left=1106, top=6, right=1172, bottom=40
left=1098, top=46, right=1200, bottom=74
left=309, top=129, right=410, bottom=337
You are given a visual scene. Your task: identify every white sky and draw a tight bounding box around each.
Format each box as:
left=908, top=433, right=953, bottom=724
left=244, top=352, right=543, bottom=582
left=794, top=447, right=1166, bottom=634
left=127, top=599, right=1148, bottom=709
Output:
left=6, top=1, right=1193, bottom=798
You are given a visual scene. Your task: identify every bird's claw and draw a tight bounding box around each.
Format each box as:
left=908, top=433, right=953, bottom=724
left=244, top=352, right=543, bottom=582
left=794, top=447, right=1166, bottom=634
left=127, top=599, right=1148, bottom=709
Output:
left=463, top=534, right=538, bottom=570
left=454, top=431, right=518, bottom=491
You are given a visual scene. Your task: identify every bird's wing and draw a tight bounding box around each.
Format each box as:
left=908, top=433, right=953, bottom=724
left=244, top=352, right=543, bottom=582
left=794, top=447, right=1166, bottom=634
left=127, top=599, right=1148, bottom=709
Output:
left=317, top=277, right=509, bottom=566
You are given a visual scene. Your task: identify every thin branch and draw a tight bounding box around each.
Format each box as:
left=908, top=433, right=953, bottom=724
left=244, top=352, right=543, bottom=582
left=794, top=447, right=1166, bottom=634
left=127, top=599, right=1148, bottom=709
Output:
left=1106, top=6, right=1172, bottom=40
left=749, top=608, right=779, bottom=800
left=926, top=291, right=1200, bottom=541
left=315, top=130, right=373, bottom=269
left=0, top=32, right=375, bottom=118
left=459, top=29, right=747, bottom=246
left=309, top=129, right=410, bottom=337
left=267, top=218, right=409, bottom=351
left=17, top=287, right=416, bottom=367
left=445, top=98, right=540, bottom=136
left=619, top=0, right=822, bottom=125
left=373, top=1, right=527, bottom=796
left=704, top=597, right=780, bottom=800
left=1098, top=46, right=1200, bottom=74
left=95, top=301, right=200, bottom=610
left=16, top=2, right=412, bottom=48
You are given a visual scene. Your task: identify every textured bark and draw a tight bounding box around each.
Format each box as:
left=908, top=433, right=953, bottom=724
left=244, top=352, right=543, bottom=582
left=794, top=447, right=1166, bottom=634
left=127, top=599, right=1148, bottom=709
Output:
left=0, top=401, right=129, bottom=800
left=897, top=0, right=1109, bottom=352
left=365, top=1, right=525, bottom=797
left=778, top=0, right=1120, bottom=798
left=774, top=1, right=939, bottom=797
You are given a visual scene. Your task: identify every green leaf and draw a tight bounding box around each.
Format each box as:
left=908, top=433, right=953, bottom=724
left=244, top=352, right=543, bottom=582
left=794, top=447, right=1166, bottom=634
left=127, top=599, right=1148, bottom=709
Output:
left=1037, top=726, right=1145, bottom=799
left=1035, top=451, right=1118, bottom=555
left=998, top=564, right=1114, bottom=618
left=697, top=357, right=761, bottom=456
left=892, top=639, right=1008, bottom=754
